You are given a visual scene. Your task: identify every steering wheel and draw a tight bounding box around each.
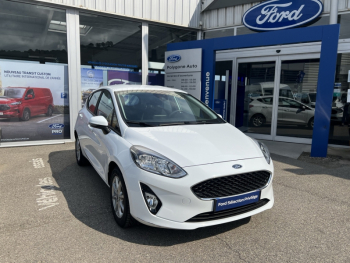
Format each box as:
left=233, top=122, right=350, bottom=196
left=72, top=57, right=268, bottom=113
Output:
left=169, top=110, right=183, bottom=117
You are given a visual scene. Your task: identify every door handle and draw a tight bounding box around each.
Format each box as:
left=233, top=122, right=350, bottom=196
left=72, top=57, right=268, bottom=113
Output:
left=79, top=113, right=83, bottom=119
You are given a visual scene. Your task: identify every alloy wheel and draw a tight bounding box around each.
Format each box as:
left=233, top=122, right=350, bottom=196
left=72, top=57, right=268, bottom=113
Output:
left=112, top=176, right=125, bottom=218
left=253, top=115, right=264, bottom=127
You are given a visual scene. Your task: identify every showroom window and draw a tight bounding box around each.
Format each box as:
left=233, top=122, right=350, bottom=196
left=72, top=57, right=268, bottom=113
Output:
left=79, top=13, right=142, bottom=105
left=329, top=52, right=350, bottom=146
left=0, top=0, right=69, bottom=143
left=148, top=24, right=197, bottom=86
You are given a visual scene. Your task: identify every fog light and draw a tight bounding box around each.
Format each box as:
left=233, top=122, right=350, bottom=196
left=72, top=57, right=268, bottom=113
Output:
left=144, top=192, right=158, bottom=213
left=140, top=183, right=162, bottom=215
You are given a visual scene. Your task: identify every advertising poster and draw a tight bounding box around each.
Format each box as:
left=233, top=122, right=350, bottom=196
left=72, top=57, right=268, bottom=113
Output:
left=107, top=71, right=142, bottom=86
left=0, top=61, right=69, bottom=143
left=81, top=68, right=103, bottom=105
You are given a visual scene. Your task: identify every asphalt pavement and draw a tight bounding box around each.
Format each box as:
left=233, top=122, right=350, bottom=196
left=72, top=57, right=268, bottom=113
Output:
left=0, top=143, right=349, bottom=262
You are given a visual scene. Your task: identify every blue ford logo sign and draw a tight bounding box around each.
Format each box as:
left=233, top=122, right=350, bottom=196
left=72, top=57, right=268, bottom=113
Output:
left=233, top=164, right=242, bottom=169
left=243, top=0, right=323, bottom=31
left=49, top=123, right=65, bottom=129
left=167, top=54, right=181, bottom=63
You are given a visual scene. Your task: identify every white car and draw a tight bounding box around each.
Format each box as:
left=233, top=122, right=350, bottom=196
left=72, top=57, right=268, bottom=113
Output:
left=74, top=85, right=274, bottom=230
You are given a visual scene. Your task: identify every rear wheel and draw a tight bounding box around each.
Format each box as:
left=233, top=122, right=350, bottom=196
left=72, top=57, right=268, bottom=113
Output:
left=46, top=106, right=53, bottom=117
left=75, top=137, right=89, bottom=166
left=250, top=114, right=266, bottom=127
left=21, top=109, right=30, bottom=121
left=111, top=169, right=135, bottom=228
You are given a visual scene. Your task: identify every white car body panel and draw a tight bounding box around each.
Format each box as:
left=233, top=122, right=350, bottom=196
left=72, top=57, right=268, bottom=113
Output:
left=75, top=85, right=274, bottom=230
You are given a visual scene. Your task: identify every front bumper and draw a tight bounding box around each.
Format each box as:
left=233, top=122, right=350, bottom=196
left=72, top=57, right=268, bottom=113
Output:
left=0, top=108, right=20, bottom=118
left=124, top=157, right=274, bottom=230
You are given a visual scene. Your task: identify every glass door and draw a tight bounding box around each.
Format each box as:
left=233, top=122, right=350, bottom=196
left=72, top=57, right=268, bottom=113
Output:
left=235, top=57, right=278, bottom=140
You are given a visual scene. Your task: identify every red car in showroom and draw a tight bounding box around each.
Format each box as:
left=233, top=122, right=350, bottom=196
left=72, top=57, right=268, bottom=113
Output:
left=0, top=87, right=54, bottom=121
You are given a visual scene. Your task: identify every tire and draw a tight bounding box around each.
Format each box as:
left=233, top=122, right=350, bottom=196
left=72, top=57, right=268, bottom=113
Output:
left=75, top=137, right=89, bottom=166
left=46, top=106, right=53, bottom=117
left=308, top=117, right=314, bottom=129
left=250, top=114, right=266, bottom=127
left=21, top=108, right=30, bottom=121
left=110, top=169, right=135, bottom=228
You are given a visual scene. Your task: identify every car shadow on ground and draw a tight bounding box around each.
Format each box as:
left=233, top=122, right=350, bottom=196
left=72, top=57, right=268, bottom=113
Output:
left=48, top=149, right=251, bottom=246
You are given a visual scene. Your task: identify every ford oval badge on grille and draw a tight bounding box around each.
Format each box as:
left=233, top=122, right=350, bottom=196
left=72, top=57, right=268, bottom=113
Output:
left=233, top=164, right=242, bottom=169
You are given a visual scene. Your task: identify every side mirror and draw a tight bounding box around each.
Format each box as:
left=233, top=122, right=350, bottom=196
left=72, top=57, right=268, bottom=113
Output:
left=89, top=116, right=110, bottom=134
left=26, top=94, right=33, bottom=99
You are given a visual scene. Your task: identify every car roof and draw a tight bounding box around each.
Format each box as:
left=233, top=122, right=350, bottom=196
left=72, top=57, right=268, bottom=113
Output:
left=103, top=85, right=187, bottom=94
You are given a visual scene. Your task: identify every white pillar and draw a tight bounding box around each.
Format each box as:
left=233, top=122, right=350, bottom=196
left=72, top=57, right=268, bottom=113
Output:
left=330, top=0, right=339, bottom=24
left=142, top=22, right=149, bottom=85
left=66, top=9, right=81, bottom=142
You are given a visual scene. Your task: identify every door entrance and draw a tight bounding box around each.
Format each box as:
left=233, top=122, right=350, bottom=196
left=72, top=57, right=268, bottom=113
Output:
left=217, top=49, right=321, bottom=144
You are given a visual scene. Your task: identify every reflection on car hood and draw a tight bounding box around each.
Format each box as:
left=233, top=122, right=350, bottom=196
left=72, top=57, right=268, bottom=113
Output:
left=124, top=123, right=263, bottom=167
left=0, top=97, right=18, bottom=103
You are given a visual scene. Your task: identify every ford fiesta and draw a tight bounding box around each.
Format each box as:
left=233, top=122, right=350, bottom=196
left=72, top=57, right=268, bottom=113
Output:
left=74, top=85, right=274, bottom=230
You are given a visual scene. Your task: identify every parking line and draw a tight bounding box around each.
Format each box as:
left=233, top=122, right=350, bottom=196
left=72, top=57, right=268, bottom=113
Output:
left=37, top=114, right=62, bottom=123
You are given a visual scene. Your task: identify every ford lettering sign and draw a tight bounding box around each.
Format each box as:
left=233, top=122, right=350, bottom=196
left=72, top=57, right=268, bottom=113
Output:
left=49, top=123, right=65, bottom=129
left=167, top=55, right=181, bottom=63
left=243, top=0, right=323, bottom=31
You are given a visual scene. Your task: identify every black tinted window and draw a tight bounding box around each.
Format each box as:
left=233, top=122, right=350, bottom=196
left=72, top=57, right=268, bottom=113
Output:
left=97, top=91, right=118, bottom=129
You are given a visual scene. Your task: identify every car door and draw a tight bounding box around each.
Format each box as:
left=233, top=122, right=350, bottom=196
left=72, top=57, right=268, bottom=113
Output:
left=279, top=98, right=308, bottom=124
left=80, top=90, right=105, bottom=176
left=24, top=89, right=38, bottom=116
left=93, top=90, right=122, bottom=179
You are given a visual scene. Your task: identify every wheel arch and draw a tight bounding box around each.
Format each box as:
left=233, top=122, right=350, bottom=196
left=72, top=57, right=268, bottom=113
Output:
left=108, top=161, right=123, bottom=187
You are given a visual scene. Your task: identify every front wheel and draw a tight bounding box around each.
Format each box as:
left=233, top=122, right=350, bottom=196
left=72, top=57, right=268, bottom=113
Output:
left=75, top=137, right=89, bottom=166
left=21, top=108, right=30, bottom=121
left=308, top=117, right=314, bottom=129
left=111, top=170, right=135, bottom=228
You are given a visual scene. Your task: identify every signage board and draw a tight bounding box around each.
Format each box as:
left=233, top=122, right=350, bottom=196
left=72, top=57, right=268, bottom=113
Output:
left=165, top=49, right=202, bottom=100
left=243, top=0, right=323, bottom=31
left=165, top=72, right=201, bottom=99
left=214, top=99, right=227, bottom=120
left=164, top=49, right=202, bottom=74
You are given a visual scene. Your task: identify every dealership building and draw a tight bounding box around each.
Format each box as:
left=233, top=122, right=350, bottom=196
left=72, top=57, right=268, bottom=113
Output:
left=0, top=0, right=349, bottom=157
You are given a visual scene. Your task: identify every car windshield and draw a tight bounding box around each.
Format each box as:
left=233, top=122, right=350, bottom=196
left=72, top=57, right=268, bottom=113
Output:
left=115, top=90, right=225, bottom=127
left=3, top=88, right=26, bottom=98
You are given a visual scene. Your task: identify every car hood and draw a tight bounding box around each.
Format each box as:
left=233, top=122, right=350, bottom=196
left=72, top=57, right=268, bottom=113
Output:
left=124, top=123, right=263, bottom=167
left=0, top=97, right=20, bottom=104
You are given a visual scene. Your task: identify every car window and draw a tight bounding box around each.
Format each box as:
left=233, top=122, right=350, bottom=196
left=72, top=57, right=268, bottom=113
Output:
left=97, top=91, right=119, bottom=130
left=257, top=97, right=273, bottom=105
left=279, top=98, right=302, bottom=108
left=26, top=89, right=35, bottom=98
left=88, top=91, right=102, bottom=115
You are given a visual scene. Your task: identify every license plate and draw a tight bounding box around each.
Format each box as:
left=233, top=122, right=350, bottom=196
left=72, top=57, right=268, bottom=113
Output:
left=214, top=190, right=261, bottom=212
left=0, top=112, right=3, bottom=115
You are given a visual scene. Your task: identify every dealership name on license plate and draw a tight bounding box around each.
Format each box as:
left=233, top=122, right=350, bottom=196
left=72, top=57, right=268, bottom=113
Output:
left=215, top=190, right=261, bottom=212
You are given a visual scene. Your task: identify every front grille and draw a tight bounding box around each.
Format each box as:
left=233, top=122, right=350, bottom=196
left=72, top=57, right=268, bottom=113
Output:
left=186, top=199, right=270, bottom=222
left=0, top=104, right=10, bottom=111
left=192, top=171, right=271, bottom=199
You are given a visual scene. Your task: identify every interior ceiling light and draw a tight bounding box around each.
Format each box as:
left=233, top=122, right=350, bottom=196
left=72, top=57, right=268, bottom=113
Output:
left=48, top=20, right=92, bottom=36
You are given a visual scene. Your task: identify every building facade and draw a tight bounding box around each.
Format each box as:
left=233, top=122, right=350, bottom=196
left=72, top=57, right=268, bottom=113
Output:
left=0, top=0, right=349, bottom=152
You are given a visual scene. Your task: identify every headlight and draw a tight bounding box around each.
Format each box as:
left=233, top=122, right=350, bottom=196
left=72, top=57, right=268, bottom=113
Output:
left=130, top=146, right=187, bottom=178
left=10, top=101, right=21, bottom=105
left=252, top=139, right=271, bottom=164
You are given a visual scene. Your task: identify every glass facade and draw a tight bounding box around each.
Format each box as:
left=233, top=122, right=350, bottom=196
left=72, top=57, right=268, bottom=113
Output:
left=148, top=24, right=197, bottom=86
left=0, top=0, right=70, bottom=143
left=79, top=14, right=142, bottom=105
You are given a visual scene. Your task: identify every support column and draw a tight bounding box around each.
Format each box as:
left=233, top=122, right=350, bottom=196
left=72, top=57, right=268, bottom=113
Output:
left=142, top=22, right=149, bottom=85
left=330, top=0, right=339, bottom=24
left=66, top=9, right=81, bottom=142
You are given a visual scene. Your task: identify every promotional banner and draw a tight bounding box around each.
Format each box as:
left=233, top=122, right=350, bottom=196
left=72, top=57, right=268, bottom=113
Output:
left=164, top=49, right=202, bottom=100
left=81, top=68, right=103, bottom=104
left=107, top=71, right=142, bottom=86
left=0, top=61, right=69, bottom=143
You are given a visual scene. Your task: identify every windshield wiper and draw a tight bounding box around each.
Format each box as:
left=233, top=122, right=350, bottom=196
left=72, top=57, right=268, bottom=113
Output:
left=125, top=121, right=155, bottom=127
left=159, top=121, right=219, bottom=126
